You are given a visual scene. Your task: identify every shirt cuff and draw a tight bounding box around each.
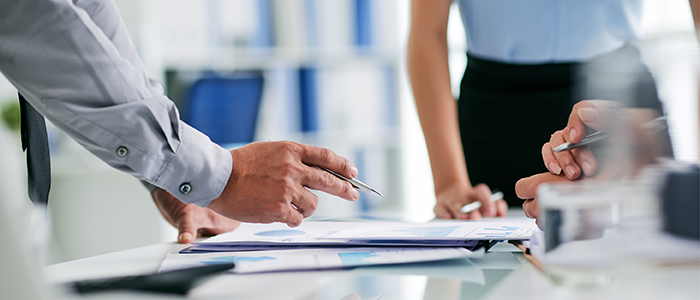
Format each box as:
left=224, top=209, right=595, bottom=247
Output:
left=151, top=123, right=232, bottom=207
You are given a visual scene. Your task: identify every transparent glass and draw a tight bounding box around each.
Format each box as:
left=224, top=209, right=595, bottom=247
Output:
left=537, top=179, right=663, bottom=288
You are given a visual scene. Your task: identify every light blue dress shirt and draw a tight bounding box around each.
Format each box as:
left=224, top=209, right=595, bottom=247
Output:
left=456, top=0, right=643, bottom=64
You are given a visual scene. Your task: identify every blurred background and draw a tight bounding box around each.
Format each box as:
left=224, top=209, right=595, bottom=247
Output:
left=0, top=0, right=697, bottom=264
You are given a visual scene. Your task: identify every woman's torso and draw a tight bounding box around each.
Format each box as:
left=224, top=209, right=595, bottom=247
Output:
left=456, top=0, right=643, bottom=64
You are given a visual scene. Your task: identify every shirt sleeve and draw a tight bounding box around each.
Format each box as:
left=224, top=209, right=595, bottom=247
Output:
left=0, top=0, right=232, bottom=207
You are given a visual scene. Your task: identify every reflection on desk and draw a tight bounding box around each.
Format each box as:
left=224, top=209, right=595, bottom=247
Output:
left=45, top=241, right=524, bottom=300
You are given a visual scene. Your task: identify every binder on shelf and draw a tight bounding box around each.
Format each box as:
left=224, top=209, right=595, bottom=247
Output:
left=299, top=67, right=319, bottom=133
left=184, top=72, right=265, bottom=146
left=353, top=0, right=373, bottom=51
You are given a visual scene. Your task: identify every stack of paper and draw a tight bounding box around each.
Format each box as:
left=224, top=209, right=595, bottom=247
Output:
left=159, top=220, right=537, bottom=274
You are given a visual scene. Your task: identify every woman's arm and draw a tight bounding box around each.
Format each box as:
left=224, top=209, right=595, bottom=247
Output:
left=407, top=0, right=505, bottom=219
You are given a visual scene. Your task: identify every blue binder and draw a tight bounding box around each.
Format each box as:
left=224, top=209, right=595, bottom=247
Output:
left=184, top=74, right=264, bottom=146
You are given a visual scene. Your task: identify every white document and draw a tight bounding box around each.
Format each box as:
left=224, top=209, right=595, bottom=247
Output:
left=200, top=221, right=359, bottom=244
left=199, top=220, right=537, bottom=245
left=160, top=247, right=479, bottom=274
left=320, top=221, right=537, bottom=240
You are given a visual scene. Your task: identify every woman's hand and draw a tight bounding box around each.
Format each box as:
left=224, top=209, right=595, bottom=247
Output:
left=434, top=183, right=508, bottom=220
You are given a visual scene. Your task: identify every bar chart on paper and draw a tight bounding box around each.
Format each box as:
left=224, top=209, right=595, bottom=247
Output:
left=474, top=226, right=522, bottom=239
left=160, top=247, right=475, bottom=274
left=321, top=222, right=537, bottom=240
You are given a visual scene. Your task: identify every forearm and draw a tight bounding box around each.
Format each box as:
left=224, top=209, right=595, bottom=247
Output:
left=0, top=0, right=231, bottom=206
left=408, top=1, right=470, bottom=194
left=691, top=0, right=699, bottom=39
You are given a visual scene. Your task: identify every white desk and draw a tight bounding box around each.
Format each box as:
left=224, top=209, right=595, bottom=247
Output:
left=45, top=235, right=699, bottom=300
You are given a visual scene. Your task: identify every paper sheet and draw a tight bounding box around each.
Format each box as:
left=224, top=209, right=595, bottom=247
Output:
left=199, top=220, right=537, bottom=246
left=160, top=247, right=479, bottom=274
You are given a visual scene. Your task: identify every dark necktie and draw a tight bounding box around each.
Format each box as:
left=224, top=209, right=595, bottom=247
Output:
left=19, top=93, right=51, bottom=206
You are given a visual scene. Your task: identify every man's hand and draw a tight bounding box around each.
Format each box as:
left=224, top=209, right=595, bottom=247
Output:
left=207, top=141, right=359, bottom=227
left=434, top=183, right=508, bottom=220
left=151, top=188, right=241, bottom=243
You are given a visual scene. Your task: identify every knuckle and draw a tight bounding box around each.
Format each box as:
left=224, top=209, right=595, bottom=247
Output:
left=318, top=148, right=337, bottom=165
left=318, top=171, right=334, bottom=187
left=306, top=195, right=319, bottom=213
left=280, top=141, right=301, bottom=155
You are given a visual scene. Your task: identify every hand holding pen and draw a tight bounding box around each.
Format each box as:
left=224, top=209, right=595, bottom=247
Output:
left=542, top=100, right=667, bottom=180
left=434, top=183, right=508, bottom=220
left=542, top=100, right=623, bottom=180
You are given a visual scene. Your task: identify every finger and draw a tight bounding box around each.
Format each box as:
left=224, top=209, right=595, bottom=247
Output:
left=515, top=173, right=568, bottom=201
left=554, top=153, right=582, bottom=180
left=549, top=130, right=582, bottom=180
left=281, top=205, right=304, bottom=227
left=434, top=203, right=453, bottom=219
left=473, top=184, right=495, bottom=217
left=447, top=199, right=470, bottom=220
left=176, top=216, right=199, bottom=244
left=299, top=144, right=358, bottom=179
left=572, top=147, right=598, bottom=176
left=563, top=100, right=594, bottom=144
left=465, top=209, right=482, bottom=220
left=542, top=143, right=562, bottom=175
left=577, top=100, right=623, bottom=132
left=302, top=166, right=359, bottom=201
left=290, top=188, right=319, bottom=218
left=495, top=199, right=508, bottom=217
left=522, top=199, right=538, bottom=219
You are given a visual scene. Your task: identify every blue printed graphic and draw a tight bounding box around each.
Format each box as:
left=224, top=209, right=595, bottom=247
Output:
left=201, top=255, right=277, bottom=265
left=483, top=226, right=519, bottom=231
left=338, top=252, right=381, bottom=265
left=254, top=229, right=306, bottom=237
left=391, top=226, right=460, bottom=237
left=234, top=256, right=277, bottom=263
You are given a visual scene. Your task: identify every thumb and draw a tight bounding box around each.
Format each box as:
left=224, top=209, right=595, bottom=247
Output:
left=177, top=216, right=199, bottom=244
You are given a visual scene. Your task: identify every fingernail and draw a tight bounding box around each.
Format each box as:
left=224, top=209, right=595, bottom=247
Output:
left=548, top=162, right=562, bottom=175
left=178, top=232, right=192, bottom=242
left=569, top=128, right=577, bottom=142
left=351, top=188, right=359, bottom=200
left=579, top=108, right=599, bottom=123
left=581, top=161, right=593, bottom=175
left=350, top=164, right=359, bottom=177
left=565, top=165, right=577, bottom=179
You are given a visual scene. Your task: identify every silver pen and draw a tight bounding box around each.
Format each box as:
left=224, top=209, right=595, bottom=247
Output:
left=320, top=167, right=383, bottom=197
left=553, top=131, right=611, bottom=153
left=553, top=116, right=666, bottom=153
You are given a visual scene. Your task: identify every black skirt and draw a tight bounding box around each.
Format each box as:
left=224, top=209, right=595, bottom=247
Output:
left=458, top=44, right=663, bottom=207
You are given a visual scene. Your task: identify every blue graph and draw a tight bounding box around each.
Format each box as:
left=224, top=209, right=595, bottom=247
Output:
left=254, top=229, right=306, bottom=237
left=391, top=226, right=460, bottom=237
left=234, top=256, right=277, bottom=263
left=338, top=252, right=381, bottom=265
left=201, top=255, right=277, bottom=265
left=475, top=226, right=520, bottom=239
left=483, top=226, right=519, bottom=231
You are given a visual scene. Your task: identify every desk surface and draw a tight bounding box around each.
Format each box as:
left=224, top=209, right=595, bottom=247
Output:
left=45, top=235, right=699, bottom=300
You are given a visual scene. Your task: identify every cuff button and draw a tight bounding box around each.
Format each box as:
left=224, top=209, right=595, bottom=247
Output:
left=116, top=146, right=128, bottom=157
left=179, top=183, right=192, bottom=195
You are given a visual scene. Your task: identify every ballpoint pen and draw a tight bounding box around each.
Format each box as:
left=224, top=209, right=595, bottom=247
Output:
left=552, top=131, right=611, bottom=153
left=320, top=167, right=383, bottom=197
left=461, top=191, right=504, bottom=213
left=553, top=116, right=667, bottom=153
